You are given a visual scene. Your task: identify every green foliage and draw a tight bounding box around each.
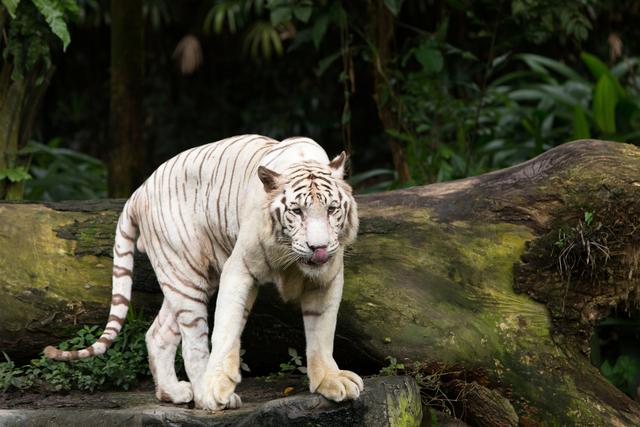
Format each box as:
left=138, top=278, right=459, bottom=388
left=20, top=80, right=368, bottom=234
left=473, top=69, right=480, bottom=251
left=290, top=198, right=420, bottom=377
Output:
left=204, top=0, right=320, bottom=60
left=2, top=0, right=78, bottom=81
left=510, top=0, right=595, bottom=43
left=0, top=165, right=31, bottom=183
left=384, top=46, right=640, bottom=186
left=22, top=139, right=107, bottom=201
left=601, top=356, right=640, bottom=398
left=3, top=1, right=53, bottom=81
left=243, top=20, right=283, bottom=60
left=0, top=353, right=28, bottom=392
left=31, top=0, right=80, bottom=50
left=383, top=0, right=404, bottom=16
left=265, top=347, right=306, bottom=381
left=0, top=307, right=153, bottom=393
left=349, top=168, right=396, bottom=193
left=379, top=356, right=405, bottom=376
left=1, top=0, right=20, bottom=17
left=268, top=0, right=312, bottom=25
left=277, top=347, right=306, bottom=375
left=504, top=53, right=640, bottom=142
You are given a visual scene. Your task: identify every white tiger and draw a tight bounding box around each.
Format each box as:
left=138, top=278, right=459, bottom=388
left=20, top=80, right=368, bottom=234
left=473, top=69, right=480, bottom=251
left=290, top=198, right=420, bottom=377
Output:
left=44, top=135, right=362, bottom=410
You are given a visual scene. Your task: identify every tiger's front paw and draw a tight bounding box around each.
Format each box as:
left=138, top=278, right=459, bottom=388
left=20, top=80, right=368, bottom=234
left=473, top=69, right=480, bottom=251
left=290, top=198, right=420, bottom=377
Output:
left=196, top=367, right=242, bottom=411
left=314, top=370, right=364, bottom=402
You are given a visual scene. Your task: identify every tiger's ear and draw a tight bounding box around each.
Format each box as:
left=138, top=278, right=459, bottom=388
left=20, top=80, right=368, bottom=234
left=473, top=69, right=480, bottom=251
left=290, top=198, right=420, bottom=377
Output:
left=329, top=151, right=348, bottom=178
left=258, top=166, right=282, bottom=192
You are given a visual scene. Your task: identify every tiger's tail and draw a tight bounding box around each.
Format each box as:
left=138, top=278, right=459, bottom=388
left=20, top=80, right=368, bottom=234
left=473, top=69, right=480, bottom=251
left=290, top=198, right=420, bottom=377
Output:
left=44, top=199, right=138, bottom=361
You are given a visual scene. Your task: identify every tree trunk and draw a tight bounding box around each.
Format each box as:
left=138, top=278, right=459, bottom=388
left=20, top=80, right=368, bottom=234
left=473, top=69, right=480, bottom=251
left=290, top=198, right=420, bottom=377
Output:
left=0, top=50, right=54, bottom=200
left=367, top=0, right=411, bottom=184
left=108, top=0, right=144, bottom=197
left=1, top=140, right=639, bottom=425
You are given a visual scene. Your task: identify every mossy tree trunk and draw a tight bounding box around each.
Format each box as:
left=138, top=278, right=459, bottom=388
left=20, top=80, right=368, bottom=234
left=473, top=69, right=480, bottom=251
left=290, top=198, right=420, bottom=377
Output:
left=108, top=0, right=144, bottom=197
left=1, top=140, right=639, bottom=425
left=0, top=9, right=54, bottom=200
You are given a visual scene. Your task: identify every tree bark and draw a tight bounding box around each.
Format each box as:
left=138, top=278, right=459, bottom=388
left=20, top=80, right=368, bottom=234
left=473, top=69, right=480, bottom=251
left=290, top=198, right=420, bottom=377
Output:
left=1, top=140, right=639, bottom=425
left=0, top=49, right=54, bottom=200
left=367, top=0, right=411, bottom=184
left=108, top=0, right=144, bottom=197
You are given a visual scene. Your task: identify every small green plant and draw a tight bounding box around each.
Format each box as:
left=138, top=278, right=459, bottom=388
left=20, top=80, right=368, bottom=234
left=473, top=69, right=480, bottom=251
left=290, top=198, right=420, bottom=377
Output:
left=553, top=210, right=610, bottom=281
left=584, top=210, right=594, bottom=226
left=265, top=348, right=307, bottom=381
left=0, top=166, right=31, bottom=184
left=0, top=306, right=153, bottom=393
left=601, top=355, right=640, bottom=398
left=379, top=356, right=405, bottom=376
left=0, top=352, right=30, bottom=392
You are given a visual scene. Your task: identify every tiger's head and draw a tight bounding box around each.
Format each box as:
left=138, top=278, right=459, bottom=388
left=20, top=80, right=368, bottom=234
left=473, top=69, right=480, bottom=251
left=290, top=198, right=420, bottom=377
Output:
left=258, top=152, right=358, bottom=273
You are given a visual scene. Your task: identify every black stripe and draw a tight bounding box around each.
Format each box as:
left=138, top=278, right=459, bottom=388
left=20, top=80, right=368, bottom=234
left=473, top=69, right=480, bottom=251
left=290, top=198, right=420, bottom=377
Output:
left=111, top=293, right=130, bottom=305
left=303, top=310, right=324, bottom=317
left=114, top=247, right=134, bottom=257
left=113, top=265, right=133, bottom=278
left=161, top=282, right=208, bottom=304
left=179, top=316, right=207, bottom=327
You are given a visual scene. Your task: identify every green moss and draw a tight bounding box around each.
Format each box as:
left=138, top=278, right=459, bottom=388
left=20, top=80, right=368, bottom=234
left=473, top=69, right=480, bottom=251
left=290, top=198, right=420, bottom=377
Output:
left=387, top=385, right=422, bottom=427
left=344, top=208, right=545, bottom=364
left=342, top=207, right=619, bottom=423
left=0, top=205, right=113, bottom=302
left=56, top=211, right=119, bottom=257
left=0, top=204, right=159, bottom=348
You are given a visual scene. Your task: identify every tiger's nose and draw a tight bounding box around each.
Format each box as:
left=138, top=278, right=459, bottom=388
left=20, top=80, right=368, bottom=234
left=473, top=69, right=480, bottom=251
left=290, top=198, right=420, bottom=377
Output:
left=308, top=244, right=327, bottom=251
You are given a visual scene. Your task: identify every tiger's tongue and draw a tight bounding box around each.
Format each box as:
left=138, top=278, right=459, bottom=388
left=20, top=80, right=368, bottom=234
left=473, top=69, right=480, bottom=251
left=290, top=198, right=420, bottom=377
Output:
left=311, top=248, right=329, bottom=264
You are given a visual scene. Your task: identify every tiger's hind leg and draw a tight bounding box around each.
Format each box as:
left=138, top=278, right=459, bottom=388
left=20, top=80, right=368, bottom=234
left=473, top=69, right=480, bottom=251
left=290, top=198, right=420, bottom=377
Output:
left=175, top=299, right=213, bottom=409
left=146, top=301, right=193, bottom=403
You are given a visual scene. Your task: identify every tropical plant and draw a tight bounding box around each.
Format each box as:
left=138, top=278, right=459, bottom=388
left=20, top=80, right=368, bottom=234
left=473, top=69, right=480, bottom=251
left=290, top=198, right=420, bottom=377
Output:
left=21, top=139, right=107, bottom=201
left=0, top=0, right=79, bottom=200
left=382, top=48, right=640, bottom=186
left=0, top=306, right=154, bottom=393
left=203, top=0, right=314, bottom=60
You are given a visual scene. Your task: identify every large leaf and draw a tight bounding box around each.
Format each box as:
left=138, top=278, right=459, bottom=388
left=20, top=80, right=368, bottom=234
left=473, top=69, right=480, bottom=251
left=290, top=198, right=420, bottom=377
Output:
left=581, top=52, right=609, bottom=81
left=32, top=0, right=72, bottom=50
left=268, top=0, right=291, bottom=26
left=581, top=52, right=625, bottom=97
left=315, top=50, right=341, bottom=76
left=415, top=45, right=443, bottom=74
left=516, top=53, right=585, bottom=83
left=0, top=166, right=31, bottom=182
left=1, top=0, right=20, bottom=18
left=293, top=0, right=312, bottom=23
left=593, top=75, right=618, bottom=134
left=383, top=0, right=404, bottom=16
left=572, top=106, right=591, bottom=139
left=311, top=13, right=329, bottom=48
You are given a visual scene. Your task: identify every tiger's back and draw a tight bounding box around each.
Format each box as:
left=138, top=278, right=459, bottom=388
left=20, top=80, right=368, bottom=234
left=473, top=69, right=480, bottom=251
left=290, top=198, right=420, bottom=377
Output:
left=131, top=134, right=330, bottom=277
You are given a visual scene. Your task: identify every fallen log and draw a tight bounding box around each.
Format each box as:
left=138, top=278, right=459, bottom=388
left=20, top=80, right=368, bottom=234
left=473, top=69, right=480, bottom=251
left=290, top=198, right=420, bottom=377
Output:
left=1, top=139, right=639, bottom=425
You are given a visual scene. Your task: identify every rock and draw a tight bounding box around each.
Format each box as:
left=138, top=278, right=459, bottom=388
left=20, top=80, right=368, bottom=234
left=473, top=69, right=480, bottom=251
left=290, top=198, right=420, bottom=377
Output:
left=0, top=376, right=422, bottom=426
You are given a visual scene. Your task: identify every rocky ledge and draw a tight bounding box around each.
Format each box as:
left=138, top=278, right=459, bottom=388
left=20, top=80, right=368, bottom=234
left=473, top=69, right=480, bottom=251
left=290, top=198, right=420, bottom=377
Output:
left=0, top=376, right=422, bottom=426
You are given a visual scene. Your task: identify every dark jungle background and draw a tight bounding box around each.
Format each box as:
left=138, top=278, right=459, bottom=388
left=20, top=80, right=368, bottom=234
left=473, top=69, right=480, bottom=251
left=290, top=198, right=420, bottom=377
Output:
left=1, top=0, right=640, bottom=403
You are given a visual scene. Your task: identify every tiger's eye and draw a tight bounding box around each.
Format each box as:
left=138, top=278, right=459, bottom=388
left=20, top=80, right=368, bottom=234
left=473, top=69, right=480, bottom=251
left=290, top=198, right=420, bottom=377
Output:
left=328, top=206, right=337, bottom=214
left=292, top=208, right=303, bottom=215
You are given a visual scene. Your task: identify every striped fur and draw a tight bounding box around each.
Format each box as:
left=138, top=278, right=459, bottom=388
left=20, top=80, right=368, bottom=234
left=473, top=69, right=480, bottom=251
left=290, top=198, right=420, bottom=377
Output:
left=43, top=135, right=362, bottom=410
